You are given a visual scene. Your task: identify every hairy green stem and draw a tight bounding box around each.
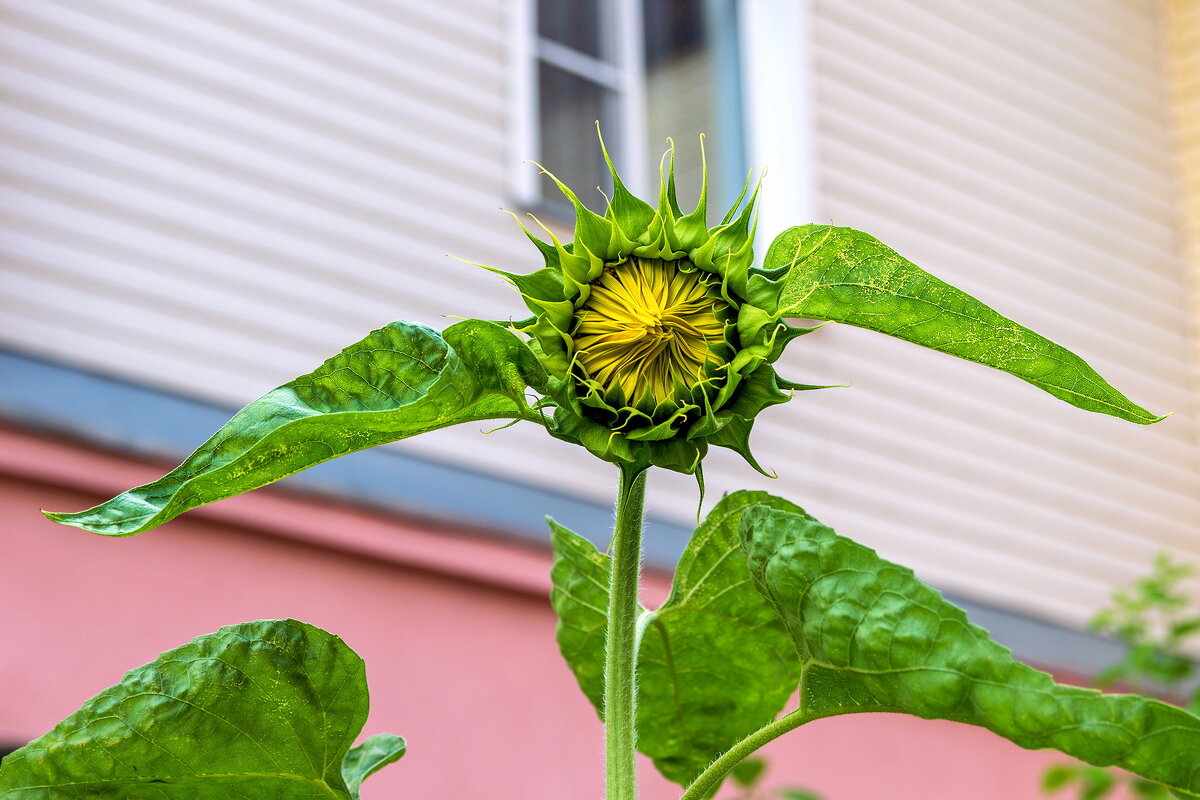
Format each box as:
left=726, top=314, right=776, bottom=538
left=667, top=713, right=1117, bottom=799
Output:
left=605, top=464, right=647, bottom=800
left=679, top=706, right=886, bottom=800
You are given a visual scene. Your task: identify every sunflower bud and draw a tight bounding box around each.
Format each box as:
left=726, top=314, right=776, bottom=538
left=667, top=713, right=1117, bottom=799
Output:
left=492, top=138, right=816, bottom=475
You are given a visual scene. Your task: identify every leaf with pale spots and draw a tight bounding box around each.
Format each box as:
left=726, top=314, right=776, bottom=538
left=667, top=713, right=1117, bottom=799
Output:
left=44, top=320, right=548, bottom=536
left=0, top=619, right=403, bottom=799
left=759, top=225, right=1162, bottom=425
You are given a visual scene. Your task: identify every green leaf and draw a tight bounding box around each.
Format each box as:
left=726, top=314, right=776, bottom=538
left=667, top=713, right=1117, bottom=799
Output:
left=638, top=493, right=804, bottom=787
left=548, top=493, right=802, bottom=789
left=0, top=619, right=402, bottom=799
left=758, top=225, right=1162, bottom=425
left=44, top=320, right=547, bottom=536
left=1043, top=763, right=1080, bottom=792
left=778, top=790, right=823, bottom=800
left=1079, top=766, right=1118, bottom=800
left=740, top=503, right=1200, bottom=798
left=1132, top=777, right=1174, bottom=799
left=341, top=734, right=406, bottom=800
left=548, top=517, right=611, bottom=716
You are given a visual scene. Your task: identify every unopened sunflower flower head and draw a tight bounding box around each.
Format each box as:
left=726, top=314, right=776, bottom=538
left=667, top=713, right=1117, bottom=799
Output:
left=487, top=137, right=818, bottom=477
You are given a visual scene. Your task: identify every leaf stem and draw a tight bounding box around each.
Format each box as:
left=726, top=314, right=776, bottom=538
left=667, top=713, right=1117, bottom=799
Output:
left=605, top=464, right=647, bottom=800
left=678, top=707, right=878, bottom=800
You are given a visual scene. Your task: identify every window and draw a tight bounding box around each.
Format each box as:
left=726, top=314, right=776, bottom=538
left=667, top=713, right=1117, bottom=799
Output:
left=512, top=0, right=746, bottom=219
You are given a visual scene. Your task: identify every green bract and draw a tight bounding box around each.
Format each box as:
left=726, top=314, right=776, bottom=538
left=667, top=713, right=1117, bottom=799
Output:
left=491, top=142, right=814, bottom=475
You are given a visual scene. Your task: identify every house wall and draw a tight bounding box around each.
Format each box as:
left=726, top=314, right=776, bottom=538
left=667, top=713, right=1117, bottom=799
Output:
left=1168, top=0, right=1200, bottom=389
left=0, top=424, right=1071, bottom=799
left=1, top=2, right=1197, bottom=796
left=799, top=0, right=1200, bottom=628
left=0, top=0, right=1195, bottom=641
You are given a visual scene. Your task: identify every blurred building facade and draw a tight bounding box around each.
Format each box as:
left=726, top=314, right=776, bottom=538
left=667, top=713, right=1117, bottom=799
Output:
left=1, top=2, right=1198, bottom=798
left=1170, top=0, right=1200, bottom=370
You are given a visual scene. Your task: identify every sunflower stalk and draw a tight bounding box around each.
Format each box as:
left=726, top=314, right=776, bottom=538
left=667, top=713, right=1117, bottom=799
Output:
left=604, top=464, right=648, bottom=800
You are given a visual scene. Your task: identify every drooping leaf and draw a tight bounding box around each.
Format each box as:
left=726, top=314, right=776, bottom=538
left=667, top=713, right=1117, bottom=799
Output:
left=548, top=517, right=611, bottom=716
left=638, top=494, right=804, bottom=787
left=0, top=619, right=402, bottom=799
left=548, top=492, right=802, bottom=789
left=341, top=734, right=406, bottom=800
left=44, top=320, right=547, bottom=536
left=757, top=225, right=1162, bottom=425
left=740, top=503, right=1200, bottom=798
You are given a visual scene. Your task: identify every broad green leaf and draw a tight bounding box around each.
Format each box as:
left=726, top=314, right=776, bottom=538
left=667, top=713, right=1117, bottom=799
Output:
left=740, top=504, right=1200, bottom=798
left=548, top=517, right=611, bottom=716
left=341, top=734, right=406, bottom=800
left=45, top=320, right=547, bottom=536
left=638, top=493, right=804, bottom=786
left=0, top=619, right=402, bottom=799
left=757, top=225, right=1162, bottom=425
left=548, top=492, right=802, bottom=788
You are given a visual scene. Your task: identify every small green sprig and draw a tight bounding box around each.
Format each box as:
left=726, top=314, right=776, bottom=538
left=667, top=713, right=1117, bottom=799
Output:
left=1043, top=553, right=1200, bottom=800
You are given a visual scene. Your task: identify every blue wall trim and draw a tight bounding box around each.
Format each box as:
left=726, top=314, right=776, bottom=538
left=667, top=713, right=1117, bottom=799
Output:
left=0, top=348, right=1129, bottom=673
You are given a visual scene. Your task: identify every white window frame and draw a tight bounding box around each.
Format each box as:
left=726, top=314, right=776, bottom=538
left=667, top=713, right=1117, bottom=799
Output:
left=508, top=0, right=648, bottom=211
left=508, top=0, right=815, bottom=233
left=738, top=0, right=816, bottom=241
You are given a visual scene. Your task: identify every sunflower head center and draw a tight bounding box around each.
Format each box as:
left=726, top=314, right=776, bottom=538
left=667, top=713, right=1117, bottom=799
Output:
left=572, top=256, right=728, bottom=410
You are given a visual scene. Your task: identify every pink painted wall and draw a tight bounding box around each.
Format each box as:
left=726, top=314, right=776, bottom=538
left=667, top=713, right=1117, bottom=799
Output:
left=0, top=426, right=1078, bottom=799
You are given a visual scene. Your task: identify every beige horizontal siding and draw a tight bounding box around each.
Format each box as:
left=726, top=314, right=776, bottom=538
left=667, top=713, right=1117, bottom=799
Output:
left=741, top=0, right=1200, bottom=628
left=1169, top=0, right=1200, bottom=421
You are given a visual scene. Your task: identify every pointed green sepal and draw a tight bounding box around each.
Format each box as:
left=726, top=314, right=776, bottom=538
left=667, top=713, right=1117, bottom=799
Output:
left=599, top=126, right=657, bottom=241
left=672, top=136, right=711, bottom=250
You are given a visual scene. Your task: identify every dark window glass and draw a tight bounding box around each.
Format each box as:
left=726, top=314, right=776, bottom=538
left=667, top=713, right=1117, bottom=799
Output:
left=643, top=0, right=742, bottom=216
left=538, top=0, right=604, bottom=60
left=643, top=0, right=705, bottom=67
left=538, top=62, right=616, bottom=215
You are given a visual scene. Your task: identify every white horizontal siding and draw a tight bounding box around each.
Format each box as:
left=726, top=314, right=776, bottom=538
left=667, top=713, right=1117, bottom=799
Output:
left=715, top=0, right=1200, bottom=631
left=1171, top=0, right=1200, bottom=425
left=0, top=0, right=617, bottom=503
left=1, top=0, right=1198, bottom=634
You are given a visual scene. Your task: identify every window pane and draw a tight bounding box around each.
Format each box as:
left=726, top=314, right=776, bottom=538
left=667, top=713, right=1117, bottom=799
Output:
left=538, top=62, right=616, bottom=215
left=538, top=0, right=604, bottom=60
left=643, top=0, right=742, bottom=217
